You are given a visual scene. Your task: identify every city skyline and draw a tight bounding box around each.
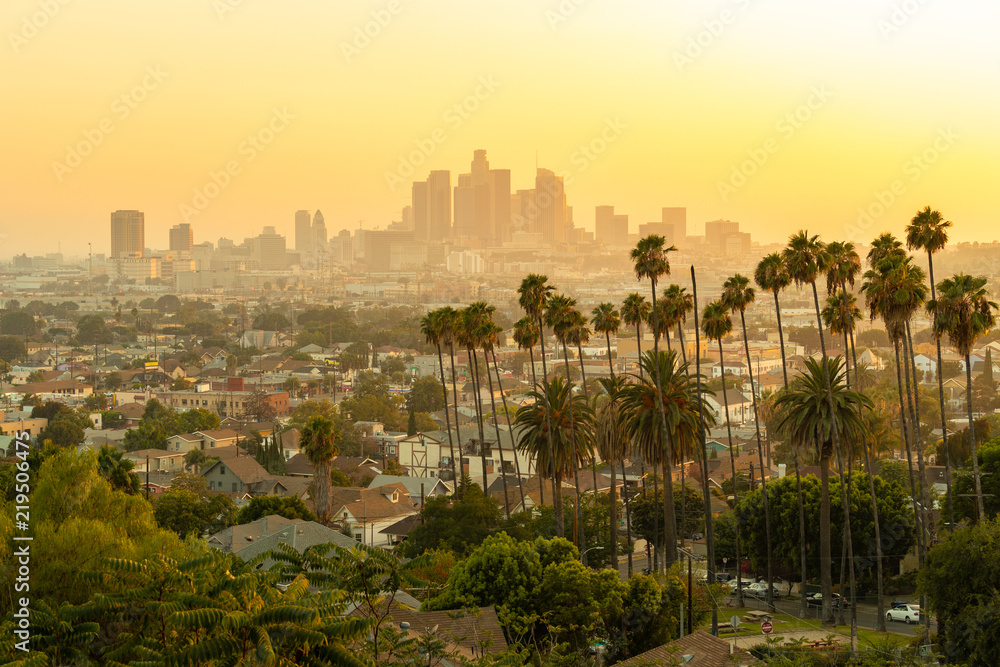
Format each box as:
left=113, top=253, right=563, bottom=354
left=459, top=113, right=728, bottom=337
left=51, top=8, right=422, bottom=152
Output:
left=4, top=1, right=1000, bottom=257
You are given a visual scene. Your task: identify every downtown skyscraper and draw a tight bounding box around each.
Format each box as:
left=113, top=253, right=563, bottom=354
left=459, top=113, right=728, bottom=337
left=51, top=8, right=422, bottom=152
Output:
left=110, top=210, right=144, bottom=257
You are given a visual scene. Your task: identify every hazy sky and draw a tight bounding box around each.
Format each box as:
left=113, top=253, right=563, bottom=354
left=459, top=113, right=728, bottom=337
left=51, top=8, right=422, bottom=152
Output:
left=2, top=0, right=998, bottom=258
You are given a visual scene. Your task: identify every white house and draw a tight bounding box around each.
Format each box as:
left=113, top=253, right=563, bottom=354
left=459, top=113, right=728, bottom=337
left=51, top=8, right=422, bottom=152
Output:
left=704, top=390, right=754, bottom=425
left=913, top=353, right=937, bottom=379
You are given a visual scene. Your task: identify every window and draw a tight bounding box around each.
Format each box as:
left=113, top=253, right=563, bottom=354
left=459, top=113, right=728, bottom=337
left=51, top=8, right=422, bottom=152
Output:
left=220, top=465, right=226, bottom=475
left=232, top=482, right=237, bottom=492
left=209, top=480, right=214, bottom=490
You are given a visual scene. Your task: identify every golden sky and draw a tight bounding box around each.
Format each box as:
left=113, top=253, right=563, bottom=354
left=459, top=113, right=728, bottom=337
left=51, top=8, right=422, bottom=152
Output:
left=2, top=0, right=998, bottom=258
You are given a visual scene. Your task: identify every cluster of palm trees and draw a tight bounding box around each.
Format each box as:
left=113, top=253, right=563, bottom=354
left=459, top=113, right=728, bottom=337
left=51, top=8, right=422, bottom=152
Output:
left=402, top=206, right=997, bottom=647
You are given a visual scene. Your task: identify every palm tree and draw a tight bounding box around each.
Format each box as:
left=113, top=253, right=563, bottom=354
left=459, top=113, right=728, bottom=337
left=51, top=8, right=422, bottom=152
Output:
left=301, top=415, right=340, bottom=525
left=630, top=234, right=680, bottom=568
left=722, top=273, right=775, bottom=609
left=591, top=302, right=621, bottom=379
left=774, top=357, right=871, bottom=629
left=621, top=293, right=651, bottom=379
left=546, top=294, right=590, bottom=557
left=595, top=375, right=629, bottom=571
left=519, top=274, right=559, bottom=530
left=906, top=207, right=955, bottom=530
left=458, top=304, right=491, bottom=493
left=701, top=299, right=744, bottom=606
left=515, top=377, right=595, bottom=543
left=513, top=316, right=545, bottom=505
left=928, top=273, right=999, bottom=520
left=862, top=250, right=931, bottom=566
left=440, top=307, right=466, bottom=496
left=567, top=312, right=603, bottom=508
left=421, top=309, right=458, bottom=485
left=662, top=284, right=694, bottom=365
left=783, top=230, right=852, bottom=632
left=477, top=314, right=512, bottom=518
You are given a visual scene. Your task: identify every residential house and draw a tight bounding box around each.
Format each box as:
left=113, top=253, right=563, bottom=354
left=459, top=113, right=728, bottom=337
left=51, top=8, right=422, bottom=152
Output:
left=13, top=380, right=93, bottom=396
left=124, top=449, right=187, bottom=473
left=330, top=484, right=420, bottom=547
left=703, top=389, right=754, bottom=425
left=201, top=455, right=272, bottom=494
left=616, top=629, right=754, bottom=666
left=207, top=515, right=356, bottom=562
left=368, top=474, right=452, bottom=507
left=167, top=429, right=240, bottom=453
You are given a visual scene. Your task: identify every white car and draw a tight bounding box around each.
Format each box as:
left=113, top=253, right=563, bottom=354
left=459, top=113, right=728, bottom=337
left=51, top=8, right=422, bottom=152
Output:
left=745, top=583, right=780, bottom=599
left=886, top=604, right=921, bottom=624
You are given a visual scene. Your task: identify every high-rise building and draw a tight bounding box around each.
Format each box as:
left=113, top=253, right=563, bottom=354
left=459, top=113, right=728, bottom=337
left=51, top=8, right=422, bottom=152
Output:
left=168, top=223, right=193, bottom=253
left=638, top=222, right=675, bottom=247
left=412, top=182, right=429, bottom=240
left=295, top=210, right=312, bottom=253
left=705, top=219, right=743, bottom=254
left=427, top=170, right=452, bottom=242
left=110, top=210, right=144, bottom=258
left=453, top=173, right=477, bottom=239
left=250, top=226, right=287, bottom=270
left=490, top=168, right=511, bottom=243
left=533, top=169, right=568, bottom=243
left=662, top=207, right=687, bottom=249
left=595, top=205, right=629, bottom=247
left=312, top=210, right=327, bottom=251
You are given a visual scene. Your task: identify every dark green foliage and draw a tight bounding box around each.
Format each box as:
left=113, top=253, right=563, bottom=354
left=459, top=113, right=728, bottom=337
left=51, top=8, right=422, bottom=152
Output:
left=153, top=488, right=236, bottom=537
left=235, top=495, right=318, bottom=524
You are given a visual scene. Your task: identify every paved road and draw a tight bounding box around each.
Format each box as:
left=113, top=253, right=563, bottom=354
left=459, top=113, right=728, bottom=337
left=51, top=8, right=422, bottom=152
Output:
left=614, top=557, right=933, bottom=637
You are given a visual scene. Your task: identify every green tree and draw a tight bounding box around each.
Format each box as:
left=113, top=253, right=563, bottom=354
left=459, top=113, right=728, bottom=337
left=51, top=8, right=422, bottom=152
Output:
left=0, top=310, right=37, bottom=336
left=97, top=444, right=141, bottom=494
left=629, top=482, right=704, bottom=544
left=235, top=495, right=318, bottom=524
left=301, top=415, right=340, bottom=524
left=400, top=484, right=506, bottom=557
left=153, top=487, right=236, bottom=537
left=0, top=335, right=27, bottom=363
left=408, top=373, right=446, bottom=413
left=76, top=314, right=111, bottom=344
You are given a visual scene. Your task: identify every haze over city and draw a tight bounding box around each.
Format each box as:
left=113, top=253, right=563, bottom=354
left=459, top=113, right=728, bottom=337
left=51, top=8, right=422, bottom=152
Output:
left=4, top=0, right=1000, bottom=257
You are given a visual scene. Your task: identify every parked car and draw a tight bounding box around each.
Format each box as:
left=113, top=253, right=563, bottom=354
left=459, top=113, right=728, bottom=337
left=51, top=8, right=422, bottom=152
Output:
left=745, top=583, right=780, bottom=599
left=805, top=593, right=850, bottom=609
left=886, top=604, right=921, bottom=624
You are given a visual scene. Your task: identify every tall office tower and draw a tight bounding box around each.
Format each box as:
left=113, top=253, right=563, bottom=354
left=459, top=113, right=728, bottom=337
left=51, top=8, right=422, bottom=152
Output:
left=453, top=174, right=477, bottom=239
left=312, top=210, right=327, bottom=251
left=401, top=205, right=414, bottom=230
left=595, top=205, right=629, bottom=247
left=251, top=226, right=287, bottom=269
left=638, top=221, right=675, bottom=247
left=534, top=169, right=568, bottom=243
left=490, top=168, right=511, bottom=242
left=510, top=189, right=533, bottom=234
left=412, top=181, right=429, bottom=240
left=168, top=223, right=194, bottom=253
left=427, top=170, right=452, bottom=242
left=452, top=150, right=511, bottom=244
left=705, top=219, right=742, bottom=254
left=110, top=210, right=145, bottom=258
left=662, top=207, right=687, bottom=248
left=295, top=210, right=312, bottom=252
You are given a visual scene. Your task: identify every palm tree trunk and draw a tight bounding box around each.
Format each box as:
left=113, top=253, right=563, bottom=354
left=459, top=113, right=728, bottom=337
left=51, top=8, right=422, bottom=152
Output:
left=483, top=348, right=510, bottom=519
left=624, top=461, right=634, bottom=576
left=553, top=472, right=565, bottom=539
left=927, top=253, right=954, bottom=532
left=528, top=346, right=545, bottom=508
left=606, top=331, right=615, bottom=379
left=577, top=342, right=601, bottom=531
left=893, top=337, right=926, bottom=576
left=905, top=324, right=934, bottom=635
left=470, top=349, right=490, bottom=493
left=794, top=446, right=808, bottom=617
left=819, top=447, right=834, bottom=626
left=901, top=330, right=930, bottom=563
left=436, top=344, right=458, bottom=487
left=677, top=323, right=688, bottom=365
left=563, top=341, right=588, bottom=561
left=966, top=355, right=986, bottom=520
left=811, top=281, right=842, bottom=629
left=449, top=345, right=464, bottom=496
left=740, top=310, right=774, bottom=609
left=718, top=338, right=743, bottom=605
left=863, top=439, right=886, bottom=631
left=834, top=442, right=858, bottom=651
left=636, top=327, right=643, bottom=379
left=610, top=447, right=618, bottom=568
left=538, top=316, right=561, bottom=536
left=651, top=464, right=660, bottom=572
left=649, top=282, right=678, bottom=568
left=493, top=350, right=526, bottom=513
left=691, top=266, right=717, bottom=635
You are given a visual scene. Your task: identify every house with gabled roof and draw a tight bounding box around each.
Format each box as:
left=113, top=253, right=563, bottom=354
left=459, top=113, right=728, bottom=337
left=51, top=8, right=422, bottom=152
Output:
left=201, top=455, right=271, bottom=494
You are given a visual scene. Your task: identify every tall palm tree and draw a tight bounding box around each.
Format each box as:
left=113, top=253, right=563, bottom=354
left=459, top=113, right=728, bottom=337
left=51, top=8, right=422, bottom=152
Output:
left=595, top=375, right=629, bottom=571
left=546, top=293, right=590, bottom=555
left=824, top=242, right=862, bottom=379
left=440, top=307, right=466, bottom=496
left=421, top=309, right=458, bottom=485
left=513, top=316, right=545, bottom=506
left=862, top=250, right=931, bottom=568
left=478, top=315, right=512, bottom=518
left=621, top=293, right=651, bottom=379
left=722, top=274, right=775, bottom=609
left=568, top=313, right=602, bottom=506
left=662, top=284, right=694, bottom=365
left=514, top=377, right=595, bottom=544
left=519, top=274, right=559, bottom=533
left=489, top=339, right=526, bottom=514
left=928, top=273, right=999, bottom=520
left=591, top=302, right=621, bottom=379
left=701, top=299, right=744, bottom=606
left=630, top=234, right=680, bottom=568
left=301, top=415, right=340, bottom=525
left=783, top=230, right=851, bottom=631
left=906, top=207, right=955, bottom=531
left=755, top=251, right=808, bottom=615
left=458, top=304, right=491, bottom=493
left=774, top=357, right=871, bottom=630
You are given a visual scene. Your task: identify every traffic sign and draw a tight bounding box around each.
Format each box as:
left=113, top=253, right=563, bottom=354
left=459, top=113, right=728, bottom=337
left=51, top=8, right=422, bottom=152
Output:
left=761, top=621, right=773, bottom=635
left=730, top=615, right=740, bottom=629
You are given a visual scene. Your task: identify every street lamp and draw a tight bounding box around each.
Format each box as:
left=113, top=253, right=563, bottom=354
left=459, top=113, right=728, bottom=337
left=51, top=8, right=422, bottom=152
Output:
left=581, top=545, right=604, bottom=563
